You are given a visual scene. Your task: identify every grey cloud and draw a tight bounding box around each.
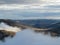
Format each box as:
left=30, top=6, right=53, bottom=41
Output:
left=0, top=10, right=60, bottom=19
left=46, top=5, right=60, bottom=8
left=43, top=5, right=60, bottom=10
left=0, top=0, right=41, bottom=4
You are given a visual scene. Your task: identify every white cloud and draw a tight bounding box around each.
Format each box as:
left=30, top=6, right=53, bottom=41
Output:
left=0, top=0, right=60, bottom=14
left=0, top=4, right=27, bottom=10
left=0, top=4, right=60, bottom=13
left=42, top=0, right=60, bottom=2
left=0, top=4, right=47, bottom=10
left=0, top=0, right=60, bottom=20
left=0, top=22, right=20, bottom=32
left=0, top=3, right=60, bottom=10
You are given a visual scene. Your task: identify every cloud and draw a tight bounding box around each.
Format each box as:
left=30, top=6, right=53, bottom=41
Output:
left=0, top=4, right=26, bottom=10
left=0, top=0, right=60, bottom=20
left=0, top=0, right=60, bottom=4
left=0, top=4, right=59, bottom=9
left=0, top=9, right=60, bottom=20
left=0, top=4, right=60, bottom=13
left=0, top=22, right=20, bottom=32
left=0, top=0, right=41, bottom=4
left=0, top=0, right=60, bottom=10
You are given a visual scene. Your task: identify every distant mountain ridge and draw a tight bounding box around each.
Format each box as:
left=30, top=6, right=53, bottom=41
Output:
left=0, top=19, right=60, bottom=37
left=0, top=19, right=60, bottom=30
left=19, top=19, right=60, bottom=28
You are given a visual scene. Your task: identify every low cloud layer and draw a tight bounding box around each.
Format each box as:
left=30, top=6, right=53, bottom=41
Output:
left=0, top=22, right=20, bottom=32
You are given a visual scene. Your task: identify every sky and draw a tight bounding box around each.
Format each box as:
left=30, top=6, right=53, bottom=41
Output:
left=0, top=0, right=60, bottom=19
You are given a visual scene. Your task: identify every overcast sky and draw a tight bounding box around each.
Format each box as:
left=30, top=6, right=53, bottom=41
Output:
left=0, top=0, right=60, bottom=4
left=0, top=0, right=41, bottom=4
left=0, top=0, right=60, bottom=10
left=0, top=0, right=60, bottom=19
